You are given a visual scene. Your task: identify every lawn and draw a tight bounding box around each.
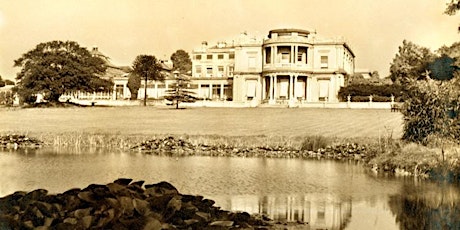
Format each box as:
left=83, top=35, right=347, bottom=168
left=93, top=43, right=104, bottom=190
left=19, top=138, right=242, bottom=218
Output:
left=0, top=107, right=403, bottom=139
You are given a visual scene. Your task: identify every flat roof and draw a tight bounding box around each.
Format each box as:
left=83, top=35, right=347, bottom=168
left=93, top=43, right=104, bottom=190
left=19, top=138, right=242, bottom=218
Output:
left=269, top=28, right=311, bottom=35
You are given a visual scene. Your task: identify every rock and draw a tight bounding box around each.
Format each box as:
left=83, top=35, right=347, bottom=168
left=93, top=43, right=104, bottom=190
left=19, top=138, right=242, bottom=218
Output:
left=210, top=220, right=234, bottom=227
left=114, top=178, right=133, bottom=186
left=0, top=178, right=274, bottom=229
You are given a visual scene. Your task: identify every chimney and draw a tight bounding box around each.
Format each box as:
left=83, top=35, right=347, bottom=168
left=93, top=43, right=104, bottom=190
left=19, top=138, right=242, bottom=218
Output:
left=201, top=41, right=208, bottom=50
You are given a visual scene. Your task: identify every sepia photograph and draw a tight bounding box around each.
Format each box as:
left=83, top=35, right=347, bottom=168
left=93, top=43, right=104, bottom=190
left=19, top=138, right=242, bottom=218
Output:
left=0, top=0, right=460, bottom=229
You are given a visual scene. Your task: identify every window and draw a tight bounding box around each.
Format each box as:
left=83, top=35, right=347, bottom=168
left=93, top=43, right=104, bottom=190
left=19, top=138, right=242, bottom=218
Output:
left=218, top=54, right=224, bottom=60
left=228, top=66, right=234, bottom=76
left=195, top=55, right=201, bottom=60
left=265, top=47, right=271, bottom=64
left=297, top=53, right=303, bottom=62
left=281, top=53, right=290, bottom=63
left=217, top=66, right=224, bottom=77
left=298, top=47, right=308, bottom=64
left=320, top=56, right=328, bottom=69
left=207, top=54, right=213, bottom=60
left=229, top=53, right=234, bottom=59
left=195, top=66, right=202, bottom=74
left=206, top=67, right=213, bottom=77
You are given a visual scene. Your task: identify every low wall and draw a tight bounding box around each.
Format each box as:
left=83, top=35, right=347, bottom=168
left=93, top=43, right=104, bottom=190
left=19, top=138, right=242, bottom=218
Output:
left=65, top=98, right=396, bottom=109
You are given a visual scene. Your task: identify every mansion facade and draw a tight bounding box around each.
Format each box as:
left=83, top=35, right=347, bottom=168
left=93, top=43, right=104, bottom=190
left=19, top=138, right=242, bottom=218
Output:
left=191, top=28, right=355, bottom=104
left=82, top=28, right=355, bottom=106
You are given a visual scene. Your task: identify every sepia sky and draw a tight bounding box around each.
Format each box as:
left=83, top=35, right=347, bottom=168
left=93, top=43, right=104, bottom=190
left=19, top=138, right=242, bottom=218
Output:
left=0, top=0, right=459, bottom=80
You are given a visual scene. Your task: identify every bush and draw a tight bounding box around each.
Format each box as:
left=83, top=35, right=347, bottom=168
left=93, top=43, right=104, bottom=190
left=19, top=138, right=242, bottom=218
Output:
left=0, top=91, right=14, bottom=106
left=300, top=135, right=331, bottom=151
left=338, top=83, right=403, bottom=102
left=402, top=78, right=460, bottom=145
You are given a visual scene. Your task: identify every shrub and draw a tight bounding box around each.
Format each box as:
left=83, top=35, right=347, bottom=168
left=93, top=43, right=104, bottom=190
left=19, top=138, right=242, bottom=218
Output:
left=402, top=78, right=460, bottom=145
left=338, top=83, right=403, bottom=102
left=300, top=135, right=331, bottom=151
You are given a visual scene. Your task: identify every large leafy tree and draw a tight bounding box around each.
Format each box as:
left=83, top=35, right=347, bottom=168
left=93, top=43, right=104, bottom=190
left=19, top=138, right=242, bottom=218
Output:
left=131, top=55, right=164, bottom=106
left=170, top=50, right=192, bottom=74
left=389, top=40, right=435, bottom=84
left=14, top=40, right=111, bottom=103
left=164, top=71, right=196, bottom=109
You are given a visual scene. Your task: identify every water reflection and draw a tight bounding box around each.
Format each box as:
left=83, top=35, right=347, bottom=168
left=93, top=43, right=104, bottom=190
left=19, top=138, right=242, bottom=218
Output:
left=212, top=194, right=352, bottom=230
left=389, top=182, right=460, bottom=230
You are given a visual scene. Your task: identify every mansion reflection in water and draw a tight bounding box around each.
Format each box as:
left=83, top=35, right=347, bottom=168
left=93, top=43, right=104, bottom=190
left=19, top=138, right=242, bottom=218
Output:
left=213, top=194, right=352, bottom=230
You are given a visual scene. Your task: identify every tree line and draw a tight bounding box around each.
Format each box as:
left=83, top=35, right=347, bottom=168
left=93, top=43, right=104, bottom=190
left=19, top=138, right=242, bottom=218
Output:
left=11, top=41, right=194, bottom=108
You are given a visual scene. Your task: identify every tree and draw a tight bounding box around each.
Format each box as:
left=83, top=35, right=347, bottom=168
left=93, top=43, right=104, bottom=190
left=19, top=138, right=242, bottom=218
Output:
left=389, top=40, right=435, bottom=84
left=131, top=55, right=164, bottom=106
left=127, top=73, right=141, bottom=100
left=401, top=76, right=460, bottom=145
left=437, top=42, right=460, bottom=66
left=13, top=40, right=112, bottom=103
left=0, top=76, right=5, bottom=87
left=428, top=55, right=458, bottom=81
left=170, top=50, right=192, bottom=74
left=445, top=0, right=460, bottom=15
left=164, top=71, right=196, bottom=109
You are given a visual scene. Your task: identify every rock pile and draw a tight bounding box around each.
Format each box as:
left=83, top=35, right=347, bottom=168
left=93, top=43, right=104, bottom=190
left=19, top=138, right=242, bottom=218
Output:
left=0, top=179, right=273, bottom=229
left=0, top=134, right=42, bottom=149
left=131, top=136, right=369, bottom=161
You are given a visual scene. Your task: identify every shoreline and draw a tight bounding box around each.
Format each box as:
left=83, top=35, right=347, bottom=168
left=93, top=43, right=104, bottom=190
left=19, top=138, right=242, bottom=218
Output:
left=1, top=133, right=459, bottom=183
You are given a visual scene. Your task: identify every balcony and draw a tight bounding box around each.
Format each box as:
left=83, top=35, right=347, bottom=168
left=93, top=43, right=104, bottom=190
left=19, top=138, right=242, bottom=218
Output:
left=263, top=63, right=312, bottom=73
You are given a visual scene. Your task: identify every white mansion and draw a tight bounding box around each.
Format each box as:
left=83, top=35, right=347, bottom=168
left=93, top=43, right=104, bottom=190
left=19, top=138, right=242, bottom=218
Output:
left=75, top=28, right=355, bottom=106
left=191, top=28, right=355, bottom=104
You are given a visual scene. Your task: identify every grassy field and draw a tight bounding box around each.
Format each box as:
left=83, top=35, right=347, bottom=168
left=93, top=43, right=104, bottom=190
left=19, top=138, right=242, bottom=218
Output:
left=0, top=107, right=403, bottom=139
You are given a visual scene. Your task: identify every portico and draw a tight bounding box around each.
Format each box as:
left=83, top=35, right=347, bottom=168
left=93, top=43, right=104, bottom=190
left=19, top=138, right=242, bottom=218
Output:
left=263, top=73, right=309, bottom=103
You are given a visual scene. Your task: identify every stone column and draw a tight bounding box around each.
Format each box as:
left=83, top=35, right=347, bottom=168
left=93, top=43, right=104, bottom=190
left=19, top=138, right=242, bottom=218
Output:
left=154, top=82, right=158, bottom=98
left=262, top=76, right=266, bottom=100
left=198, top=84, right=201, bottom=98
left=112, top=84, right=117, bottom=100
left=291, top=46, right=294, bottom=64
left=274, top=46, right=278, bottom=63
left=271, top=46, right=275, bottom=64
left=273, top=75, right=277, bottom=100
left=220, top=83, right=224, bottom=99
left=289, top=75, right=294, bottom=100
left=209, top=84, right=213, bottom=100
left=269, top=75, right=274, bottom=101
left=294, top=74, right=298, bottom=100
left=306, top=76, right=310, bottom=102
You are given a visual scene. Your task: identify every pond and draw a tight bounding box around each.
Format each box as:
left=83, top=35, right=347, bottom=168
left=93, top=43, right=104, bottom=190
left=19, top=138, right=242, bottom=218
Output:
left=1, top=148, right=459, bottom=229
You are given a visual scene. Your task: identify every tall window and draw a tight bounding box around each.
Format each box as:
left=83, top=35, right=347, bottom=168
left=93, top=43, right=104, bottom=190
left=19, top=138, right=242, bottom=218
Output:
left=320, top=56, right=328, bottom=69
left=298, top=47, right=308, bottom=64
left=218, top=66, right=224, bottom=77
left=206, top=67, right=213, bottom=77
left=228, top=66, right=234, bottom=76
left=265, top=47, right=271, bottom=64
